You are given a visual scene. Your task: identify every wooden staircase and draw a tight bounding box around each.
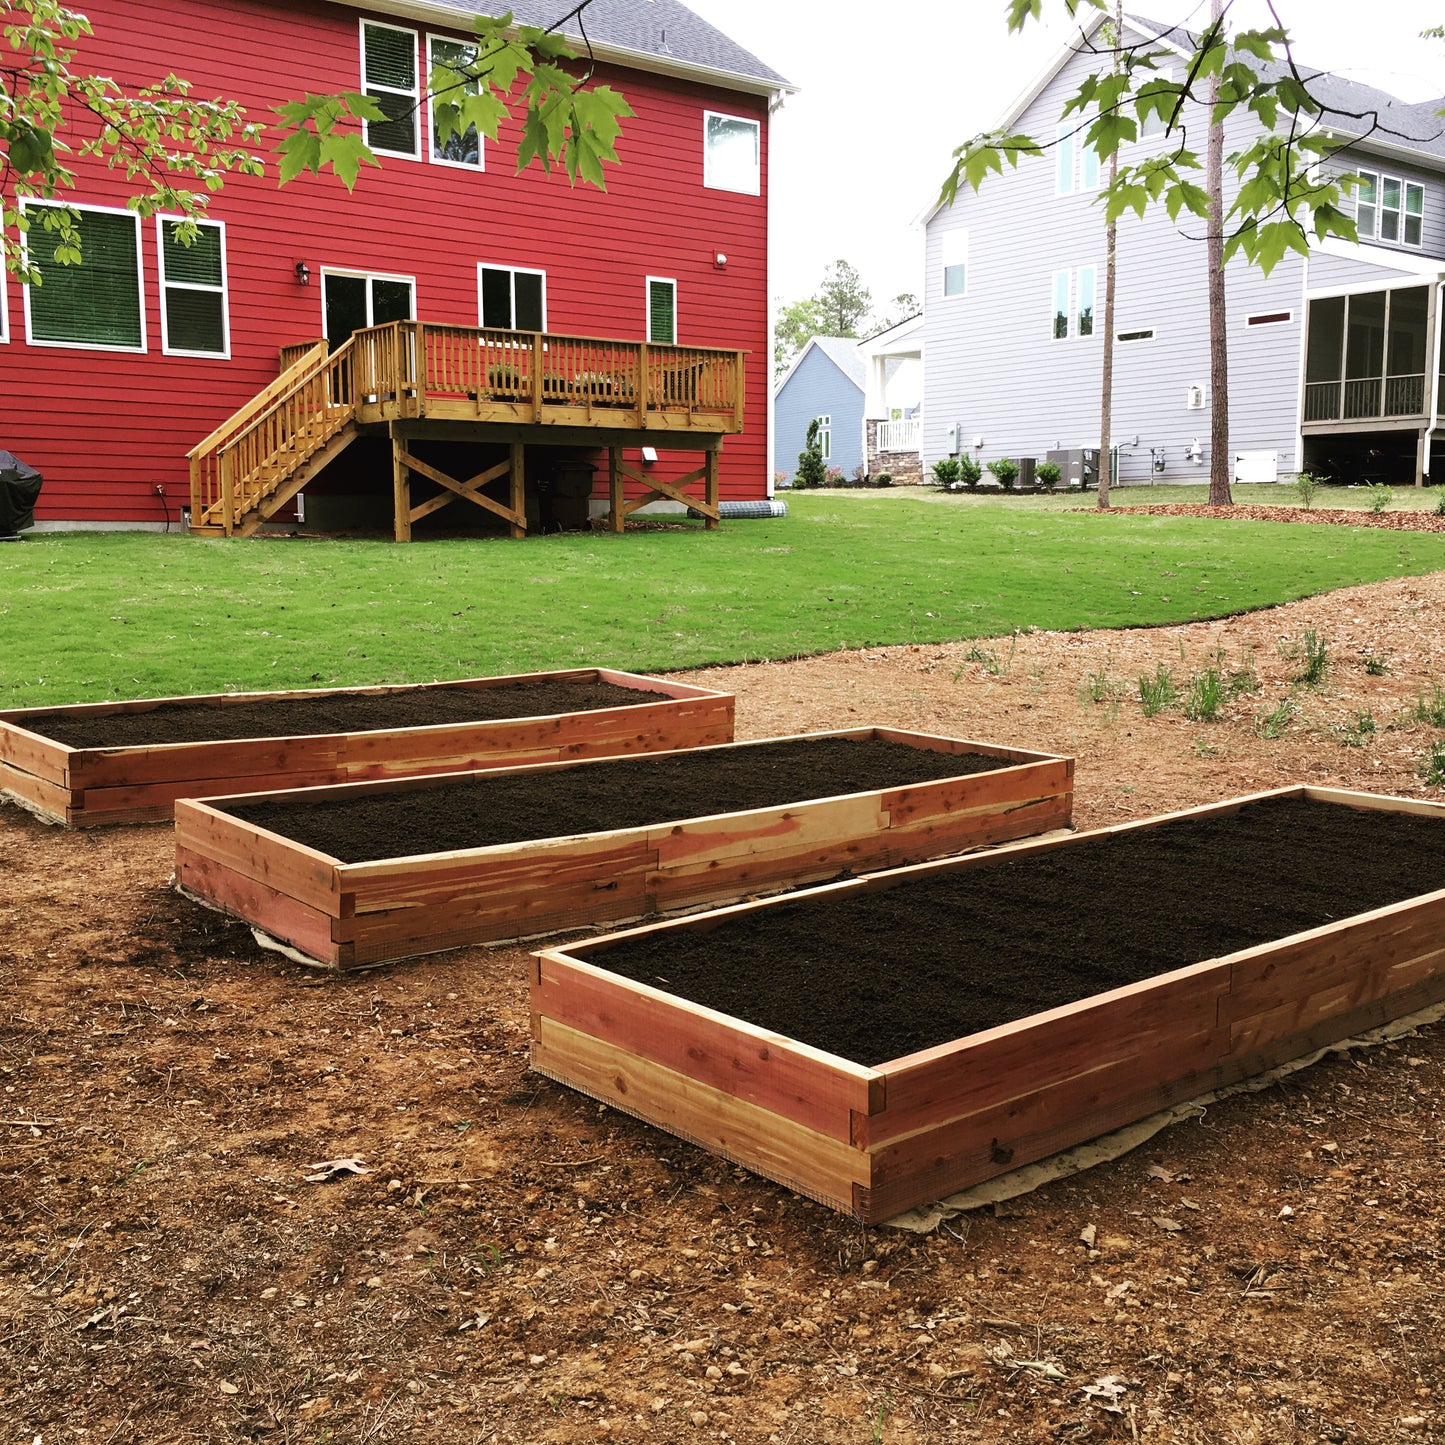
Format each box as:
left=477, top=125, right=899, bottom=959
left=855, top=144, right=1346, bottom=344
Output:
left=188, top=339, right=359, bottom=537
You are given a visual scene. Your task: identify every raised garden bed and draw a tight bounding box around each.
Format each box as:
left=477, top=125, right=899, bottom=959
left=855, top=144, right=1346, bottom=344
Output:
left=0, top=669, right=733, bottom=826
left=531, top=788, right=1445, bottom=1222
left=173, top=729, right=1073, bottom=970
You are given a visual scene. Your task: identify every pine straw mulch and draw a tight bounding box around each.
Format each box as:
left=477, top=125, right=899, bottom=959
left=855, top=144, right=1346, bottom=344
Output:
left=4, top=572, right=1445, bottom=1444
left=1097, top=502, right=1445, bottom=532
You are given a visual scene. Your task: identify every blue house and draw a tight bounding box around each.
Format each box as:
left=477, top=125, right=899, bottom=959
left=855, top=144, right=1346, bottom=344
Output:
left=920, top=13, right=1445, bottom=488
left=775, top=336, right=867, bottom=483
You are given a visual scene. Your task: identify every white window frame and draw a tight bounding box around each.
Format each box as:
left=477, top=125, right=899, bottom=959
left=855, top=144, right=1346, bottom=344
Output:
left=814, top=414, right=832, bottom=461
left=476, top=263, right=547, bottom=331
left=1079, top=116, right=1101, bottom=191
left=1116, top=328, right=1156, bottom=343
left=20, top=198, right=147, bottom=354
left=360, top=18, right=422, bottom=162
left=1051, top=268, right=1072, bottom=340
left=1354, top=168, right=1425, bottom=248
left=1055, top=122, right=1077, bottom=195
left=941, top=229, right=968, bottom=298
left=155, top=215, right=230, bottom=359
left=1076, top=264, right=1097, bottom=337
left=426, top=32, right=484, bottom=171
left=0, top=230, right=8, bottom=343
left=319, top=266, right=418, bottom=334
left=646, top=275, right=678, bottom=344
left=702, top=110, right=761, bottom=196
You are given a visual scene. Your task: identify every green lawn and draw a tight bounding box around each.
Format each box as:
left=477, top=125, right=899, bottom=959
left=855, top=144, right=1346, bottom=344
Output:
left=4, top=493, right=1445, bottom=708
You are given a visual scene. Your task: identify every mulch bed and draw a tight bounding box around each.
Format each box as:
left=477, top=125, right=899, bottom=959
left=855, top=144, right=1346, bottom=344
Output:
left=226, top=736, right=1007, bottom=862
left=20, top=679, right=666, bottom=749
left=594, top=795, right=1445, bottom=1067
left=1097, top=502, right=1445, bottom=531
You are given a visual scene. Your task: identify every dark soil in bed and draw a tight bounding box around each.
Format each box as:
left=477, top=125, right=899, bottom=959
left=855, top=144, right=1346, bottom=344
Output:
left=22, top=679, right=668, bottom=749
left=589, top=795, right=1445, bottom=1067
left=225, top=737, right=1007, bottom=861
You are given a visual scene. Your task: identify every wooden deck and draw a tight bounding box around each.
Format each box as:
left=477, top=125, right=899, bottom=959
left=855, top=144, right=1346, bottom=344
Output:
left=188, top=324, right=745, bottom=538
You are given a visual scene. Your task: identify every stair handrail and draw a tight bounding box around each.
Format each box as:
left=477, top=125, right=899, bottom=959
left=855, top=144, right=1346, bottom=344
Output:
left=188, top=339, right=329, bottom=463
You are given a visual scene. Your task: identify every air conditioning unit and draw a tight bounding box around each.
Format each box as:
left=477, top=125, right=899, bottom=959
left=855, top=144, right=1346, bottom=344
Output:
left=1186, top=385, right=1205, bottom=410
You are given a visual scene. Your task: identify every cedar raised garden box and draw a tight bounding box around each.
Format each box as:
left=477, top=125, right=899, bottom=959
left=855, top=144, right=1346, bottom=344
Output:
left=0, top=668, right=733, bottom=826
left=172, top=728, right=1073, bottom=969
left=531, top=787, right=1445, bottom=1222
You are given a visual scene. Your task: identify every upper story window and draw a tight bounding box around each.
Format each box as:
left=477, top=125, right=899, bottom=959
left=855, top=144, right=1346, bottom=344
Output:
left=647, top=277, right=677, bottom=344
left=428, top=35, right=483, bottom=168
left=941, top=230, right=968, bottom=297
left=479, top=265, right=545, bottom=331
left=158, top=217, right=228, bottom=357
left=1055, top=123, right=1077, bottom=195
left=322, top=268, right=415, bottom=351
left=362, top=20, right=422, bottom=160
left=22, top=201, right=145, bottom=352
left=704, top=112, right=760, bottom=195
left=1356, top=169, right=1424, bottom=247
left=1079, top=123, right=1100, bottom=190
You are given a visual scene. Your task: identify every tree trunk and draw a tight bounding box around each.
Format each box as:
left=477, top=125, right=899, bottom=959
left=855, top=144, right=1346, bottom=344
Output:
left=1206, top=0, right=1232, bottom=506
left=1097, top=0, right=1123, bottom=511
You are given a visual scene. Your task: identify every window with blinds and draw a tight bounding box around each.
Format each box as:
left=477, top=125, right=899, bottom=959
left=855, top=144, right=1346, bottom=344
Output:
left=24, top=203, right=144, bottom=350
left=362, top=20, right=421, bottom=159
left=647, top=277, right=677, bottom=345
left=158, top=218, right=227, bottom=356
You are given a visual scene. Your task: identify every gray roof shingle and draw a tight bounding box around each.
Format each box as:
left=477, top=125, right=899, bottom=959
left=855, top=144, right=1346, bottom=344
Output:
left=1127, top=14, right=1445, bottom=163
left=808, top=336, right=867, bottom=389
left=414, top=0, right=790, bottom=90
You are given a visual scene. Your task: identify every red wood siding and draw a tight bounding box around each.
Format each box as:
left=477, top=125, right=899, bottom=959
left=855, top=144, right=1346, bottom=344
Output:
left=0, top=0, right=771, bottom=523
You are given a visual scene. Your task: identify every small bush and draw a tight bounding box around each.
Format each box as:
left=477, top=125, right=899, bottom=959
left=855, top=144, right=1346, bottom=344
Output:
left=874, top=472, right=893, bottom=487
left=1364, top=654, right=1389, bottom=676
left=1411, top=684, right=1445, bottom=727
left=931, top=457, right=962, bottom=488
left=1435, top=491, right=1445, bottom=517
left=1037, top=460, right=1062, bottom=493
left=795, top=420, right=829, bottom=489
left=1423, top=739, right=1445, bottom=788
left=825, top=466, right=845, bottom=487
left=987, top=457, right=1021, bottom=492
left=957, top=455, right=982, bottom=490
left=1293, top=471, right=1323, bottom=508
left=1137, top=664, right=1177, bottom=717
left=1292, top=629, right=1328, bottom=686
left=1184, top=665, right=1226, bottom=722
left=1365, top=483, right=1394, bottom=514
left=1255, top=697, right=1296, bottom=739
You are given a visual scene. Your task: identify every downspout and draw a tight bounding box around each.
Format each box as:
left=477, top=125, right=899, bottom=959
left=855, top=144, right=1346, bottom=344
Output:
left=765, top=87, right=786, bottom=500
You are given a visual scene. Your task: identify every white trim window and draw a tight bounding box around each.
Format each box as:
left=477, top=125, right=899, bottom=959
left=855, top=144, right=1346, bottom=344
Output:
left=478, top=264, right=546, bottom=331
left=1055, top=122, right=1077, bottom=195
left=703, top=111, right=760, bottom=195
left=157, top=216, right=229, bottom=357
left=814, top=414, right=832, bottom=461
left=0, top=235, right=8, bottom=343
left=941, top=229, right=968, bottom=298
left=321, top=268, right=416, bottom=350
left=1356, top=168, right=1425, bottom=247
left=21, top=200, right=146, bottom=353
left=361, top=20, right=422, bottom=160
left=647, top=276, right=677, bottom=345
left=1077, top=265, right=1097, bottom=336
left=1051, top=269, right=1071, bottom=339
left=427, top=34, right=483, bottom=169
left=1079, top=118, right=1101, bottom=191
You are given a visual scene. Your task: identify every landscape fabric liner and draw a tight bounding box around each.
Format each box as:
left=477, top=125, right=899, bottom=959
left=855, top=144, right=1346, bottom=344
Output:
left=224, top=737, right=1007, bottom=860
left=585, top=796, right=1445, bottom=1068
left=20, top=679, right=667, bottom=749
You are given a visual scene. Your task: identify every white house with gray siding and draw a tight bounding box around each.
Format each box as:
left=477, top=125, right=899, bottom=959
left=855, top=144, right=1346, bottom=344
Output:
left=774, top=336, right=868, bottom=482
left=922, top=13, right=1445, bottom=489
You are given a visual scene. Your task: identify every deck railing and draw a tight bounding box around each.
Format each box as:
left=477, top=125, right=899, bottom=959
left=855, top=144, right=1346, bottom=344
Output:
left=876, top=418, right=921, bottom=453
left=1305, top=374, right=1428, bottom=425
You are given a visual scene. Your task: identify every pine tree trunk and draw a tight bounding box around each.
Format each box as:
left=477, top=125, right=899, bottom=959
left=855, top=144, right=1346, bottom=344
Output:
left=1206, top=0, right=1232, bottom=506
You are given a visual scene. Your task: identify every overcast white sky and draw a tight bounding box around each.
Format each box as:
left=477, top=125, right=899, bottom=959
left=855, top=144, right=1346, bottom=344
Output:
left=682, top=0, right=1445, bottom=312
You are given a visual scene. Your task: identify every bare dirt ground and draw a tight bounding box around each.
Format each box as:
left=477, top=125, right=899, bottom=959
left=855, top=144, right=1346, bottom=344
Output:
left=5, top=572, right=1445, bottom=1444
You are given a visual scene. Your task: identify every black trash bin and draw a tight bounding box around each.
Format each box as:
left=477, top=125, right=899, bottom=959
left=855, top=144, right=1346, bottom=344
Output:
left=0, top=452, right=43, bottom=538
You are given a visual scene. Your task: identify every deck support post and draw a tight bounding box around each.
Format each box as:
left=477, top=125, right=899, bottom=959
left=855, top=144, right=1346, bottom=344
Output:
left=704, top=445, right=720, bottom=531
left=609, top=447, right=625, bottom=533
left=220, top=451, right=235, bottom=538
left=509, top=442, right=527, bottom=539
left=393, top=436, right=412, bottom=543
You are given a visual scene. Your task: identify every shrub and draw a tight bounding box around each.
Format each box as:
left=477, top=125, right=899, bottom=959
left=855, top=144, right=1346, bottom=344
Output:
left=1137, top=664, right=1177, bottom=717
left=957, top=455, right=983, bottom=489
left=874, top=472, right=893, bottom=487
left=1365, top=482, right=1394, bottom=514
left=1436, top=490, right=1445, bottom=517
left=931, top=457, right=962, bottom=488
left=1184, top=665, right=1225, bottom=722
left=1364, top=654, right=1389, bottom=676
left=1037, top=460, right=1063, bottom=493
left=1293, top=471, right=1323, bottom=509
left=987, top=457, right=1021, bottom=491
left=795, top=420, right=828, bottom=489
left=825, top=466, right=845, bottom=487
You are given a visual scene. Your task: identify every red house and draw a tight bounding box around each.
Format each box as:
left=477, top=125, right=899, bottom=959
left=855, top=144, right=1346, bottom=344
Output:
left=3, top=0, right=787, bottom=537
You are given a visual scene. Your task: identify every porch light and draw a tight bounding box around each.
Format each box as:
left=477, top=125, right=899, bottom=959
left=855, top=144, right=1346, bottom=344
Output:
left=294, top=261, right=312, bottom=287
left=714, top=252, right=728, bottom=270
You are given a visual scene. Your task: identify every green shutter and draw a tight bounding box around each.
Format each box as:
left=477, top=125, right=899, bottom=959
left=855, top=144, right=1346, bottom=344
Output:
left=648, top=280, right=676, bottom=345
left=28, top=208, right=143, bottom=348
